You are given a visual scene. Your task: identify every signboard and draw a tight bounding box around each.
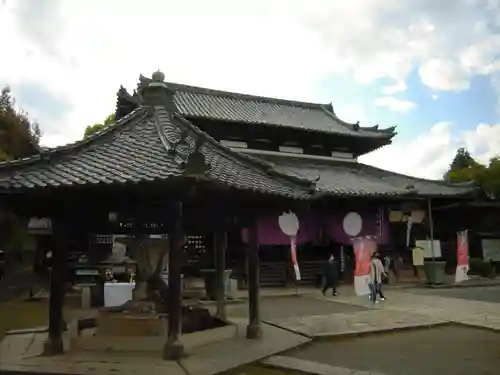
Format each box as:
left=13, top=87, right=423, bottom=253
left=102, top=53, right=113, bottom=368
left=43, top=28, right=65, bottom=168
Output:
left=482, top=239, right=500, bottom=261
left=412, top=246, right=425, bottom=266
left=415, top=240, right=442, bottom=258
left=456, top=230, right=469, bottom=283
left=353, top=236, right=376, bottom=296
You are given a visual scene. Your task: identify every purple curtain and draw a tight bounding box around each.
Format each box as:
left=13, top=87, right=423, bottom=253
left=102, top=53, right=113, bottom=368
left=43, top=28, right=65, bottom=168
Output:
left=256, top=215, right=314, bottom=245
left=250, top=208, right=389, bottom=246
left=325, top=208, right=390, bottom=245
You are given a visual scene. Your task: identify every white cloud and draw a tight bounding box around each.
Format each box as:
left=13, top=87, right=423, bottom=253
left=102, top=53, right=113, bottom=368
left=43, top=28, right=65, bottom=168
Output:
left=381, top=81, right=407, bottom=95
left=374, top=96, right=416, bottom=113
left=360, top=121, right=500, bottom=179
left=0, top=0, right=499, bottom=180
left=463, top=123, right=500, bottom=163
left=360, top=122, right=457, bottom=179
left=419, top=58, right=470, bottom=91
left=431, top=94, right=439, bottom=100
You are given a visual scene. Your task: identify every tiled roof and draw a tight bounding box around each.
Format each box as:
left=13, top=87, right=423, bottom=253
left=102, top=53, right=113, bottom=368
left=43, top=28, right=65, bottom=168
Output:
left=117, top=78, right=396, bottom=139
left=0, top=106, right=314, bottom=199
left=258, top=155, right=476, bottom=198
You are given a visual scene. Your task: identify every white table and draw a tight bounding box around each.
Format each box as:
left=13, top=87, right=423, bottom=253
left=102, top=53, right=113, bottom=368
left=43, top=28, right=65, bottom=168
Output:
left=104, top=282, right=135, bottom=307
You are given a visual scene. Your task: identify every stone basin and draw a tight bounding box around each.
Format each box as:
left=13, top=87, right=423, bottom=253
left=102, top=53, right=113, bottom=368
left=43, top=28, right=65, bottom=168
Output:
left=69, top=306, right=236, bottom=355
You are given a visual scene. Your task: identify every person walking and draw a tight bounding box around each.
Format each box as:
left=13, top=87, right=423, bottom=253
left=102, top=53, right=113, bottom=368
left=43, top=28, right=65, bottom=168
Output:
left=369, top=252, right=386, bottom=303
left=322, top=254, right=339, bottom=296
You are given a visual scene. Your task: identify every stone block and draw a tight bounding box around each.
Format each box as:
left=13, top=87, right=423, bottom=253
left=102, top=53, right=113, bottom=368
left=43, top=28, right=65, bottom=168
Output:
left=96, top=312, right=167, bottom=337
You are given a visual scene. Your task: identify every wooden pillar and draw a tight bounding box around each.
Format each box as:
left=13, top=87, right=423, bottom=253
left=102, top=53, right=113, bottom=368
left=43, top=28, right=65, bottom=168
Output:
left=246, top=220, right=262, bottom=339
left=427, top=199, right=437, bottom=264
left=214, top=229, right=227, bottom=321
left=163, top=201, right=185, bottom=360
left=43, top=217, right=67, bottom=356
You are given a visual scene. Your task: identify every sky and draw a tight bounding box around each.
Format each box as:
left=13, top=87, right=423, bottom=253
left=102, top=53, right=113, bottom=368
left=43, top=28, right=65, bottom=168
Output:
left=1, top=0, right=500, bottom=180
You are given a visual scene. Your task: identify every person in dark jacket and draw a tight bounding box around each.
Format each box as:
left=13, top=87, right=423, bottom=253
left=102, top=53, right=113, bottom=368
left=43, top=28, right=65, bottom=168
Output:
left=322, top=254, right=339, bottom=296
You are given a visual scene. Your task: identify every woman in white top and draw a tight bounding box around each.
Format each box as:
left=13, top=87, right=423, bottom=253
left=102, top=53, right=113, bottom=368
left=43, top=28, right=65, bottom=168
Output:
left=369, top=252, right=387, bottom=303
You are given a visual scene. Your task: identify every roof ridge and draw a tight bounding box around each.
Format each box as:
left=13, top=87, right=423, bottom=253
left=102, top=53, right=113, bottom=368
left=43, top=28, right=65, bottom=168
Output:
left=138, top=75, right=328, bottom=109
left=0, top=107, right=146, bottom=170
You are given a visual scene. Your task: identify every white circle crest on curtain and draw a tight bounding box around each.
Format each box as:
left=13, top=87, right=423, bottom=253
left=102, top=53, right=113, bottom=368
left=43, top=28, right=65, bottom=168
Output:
left=278, top=211, right=299, bottom=236
left=343, top=212, right=362, bottom=237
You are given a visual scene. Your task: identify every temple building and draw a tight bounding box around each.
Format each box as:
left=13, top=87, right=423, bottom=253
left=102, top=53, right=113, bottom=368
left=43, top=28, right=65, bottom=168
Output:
left=0, top=71, right=491, bottom=359
left=114, top=75, right=477, bottom=285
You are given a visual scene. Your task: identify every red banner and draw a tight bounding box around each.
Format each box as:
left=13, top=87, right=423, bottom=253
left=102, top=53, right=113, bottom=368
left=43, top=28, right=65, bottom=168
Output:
left=457, top=230, right=469, bottom=266
left=290, top=236, right=298, bottom=265
left=353, top=237, right=376, bottom=276
left=290, top=236, right=301, bottom=280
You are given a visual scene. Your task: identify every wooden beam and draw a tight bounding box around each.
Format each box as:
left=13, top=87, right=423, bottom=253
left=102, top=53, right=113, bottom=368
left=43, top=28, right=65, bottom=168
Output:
left=214, top=229, right=227, bottom=321
left=43, top=216, right=68, bottom=355
left=163, top=201, right=185, bottom=360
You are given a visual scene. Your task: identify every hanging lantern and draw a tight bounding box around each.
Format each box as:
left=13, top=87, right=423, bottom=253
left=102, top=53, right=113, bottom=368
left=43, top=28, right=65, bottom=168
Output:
left=108, top=212, right=118, bottom=222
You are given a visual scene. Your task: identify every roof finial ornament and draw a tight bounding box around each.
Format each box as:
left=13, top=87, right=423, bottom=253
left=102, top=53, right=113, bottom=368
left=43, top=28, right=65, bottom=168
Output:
left=146, top=69, right=169, bottom=91
left=152, top=69, right=165, bottom=82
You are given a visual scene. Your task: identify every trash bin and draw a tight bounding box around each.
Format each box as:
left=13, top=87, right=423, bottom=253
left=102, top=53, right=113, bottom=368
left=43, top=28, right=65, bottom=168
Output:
left=424, top=261, right=446, bottom=285
left=226, top=275, right=237, bottom=298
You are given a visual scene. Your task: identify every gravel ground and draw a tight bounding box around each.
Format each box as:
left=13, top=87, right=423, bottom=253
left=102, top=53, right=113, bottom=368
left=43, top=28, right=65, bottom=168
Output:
left=225, top=295, right=368, bottom=320
left=285, top=325, right=500, bottom=375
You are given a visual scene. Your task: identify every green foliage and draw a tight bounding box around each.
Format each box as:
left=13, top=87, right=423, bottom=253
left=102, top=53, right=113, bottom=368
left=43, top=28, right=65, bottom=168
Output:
left=445, top=148, right=500, bottom=199
left=83, top=113, right=115, bottom=138
left=449, top=148, right=477, bottom=170
left=83, top=123, right=105, bottom=138
left=0, top=86, right=41, bottom=160
left=0, top=86, right=40, bottom=254
left=0, top=211, right=28, bottom=253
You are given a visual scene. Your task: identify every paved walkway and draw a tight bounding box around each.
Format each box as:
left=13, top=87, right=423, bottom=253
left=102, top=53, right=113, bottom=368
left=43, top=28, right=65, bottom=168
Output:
left=260, top=287, right=500, bottom=375
left=326, top=288, right=500, bottom=329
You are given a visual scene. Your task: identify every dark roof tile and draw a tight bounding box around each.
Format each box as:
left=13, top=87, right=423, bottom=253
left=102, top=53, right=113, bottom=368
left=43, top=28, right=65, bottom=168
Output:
left=261, top=155, right=476, bottom=198
left=118, top=78, right=396, bottom=139
left=0, top=107, right=314, bottom=199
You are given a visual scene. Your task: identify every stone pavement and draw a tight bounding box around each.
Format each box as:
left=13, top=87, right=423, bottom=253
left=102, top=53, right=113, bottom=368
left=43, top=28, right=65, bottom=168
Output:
left=257, top=286, right=500, bottom=375
left=0, top=318, right=309, bottom=375
left=265, top=308, right=448, bottom=338
left=2, top=285, right=500, bottom=375
left=324, top=288, right=500, bottom=330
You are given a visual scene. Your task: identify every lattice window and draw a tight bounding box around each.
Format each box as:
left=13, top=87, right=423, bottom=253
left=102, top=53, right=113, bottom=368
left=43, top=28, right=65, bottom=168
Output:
left=94, top=234, right=113, bottom=244
left=187, top=235, right=206, bottom=253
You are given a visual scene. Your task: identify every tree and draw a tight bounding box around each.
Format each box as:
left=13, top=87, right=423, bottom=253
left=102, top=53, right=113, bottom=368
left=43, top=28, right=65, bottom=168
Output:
left=449, top=147, right=477, bottom=170
left=83, top=113, right=115, bottom=138
left=0, top=86, right=41, bottom=259
left=445, top=148, right=500, bottom=199
left=0, top=86, right=41, bottom=161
